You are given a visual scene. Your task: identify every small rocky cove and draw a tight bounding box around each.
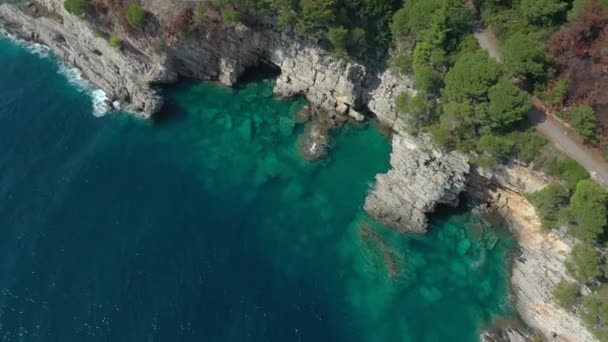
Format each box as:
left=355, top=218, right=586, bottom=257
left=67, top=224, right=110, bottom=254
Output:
left=0, top=0, right=596, bottom=340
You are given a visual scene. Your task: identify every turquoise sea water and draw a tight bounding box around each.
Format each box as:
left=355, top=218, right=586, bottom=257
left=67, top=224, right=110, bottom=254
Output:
left=0, top=36, right=514, bottom=341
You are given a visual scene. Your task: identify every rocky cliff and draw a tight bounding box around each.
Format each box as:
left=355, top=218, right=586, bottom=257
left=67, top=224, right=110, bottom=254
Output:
left=0, top=1, right=173, bottom=115
left=364, top=132, right=470, bottom=233
left=0, top=2, right=595, bottom=340
left=0, top=0, right=461, bottom=234
left=0, top=0, right=413, bottom=121
left=469, top=165, right=598, bottom=342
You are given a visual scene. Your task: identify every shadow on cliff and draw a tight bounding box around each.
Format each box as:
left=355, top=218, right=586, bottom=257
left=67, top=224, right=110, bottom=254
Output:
left=151, top=64, right=283, bottom=126
left=235, top=63, right=281, bottom=87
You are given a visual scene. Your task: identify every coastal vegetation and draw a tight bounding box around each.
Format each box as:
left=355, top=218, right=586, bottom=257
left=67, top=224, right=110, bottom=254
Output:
left=64, top=0, right=86, bottom=16
left=388, top=0, right=543, bottom=168
left=528, top=183, right=570, bottom=230
left=570, top=105, right=598, bottom=144
left=125, top=3, right=145, bottom=29
left=553, top=280, right=580, bottom=309
left=109, top=33, right=121, bottom=48
left=530, top=176, right=608, bottom=340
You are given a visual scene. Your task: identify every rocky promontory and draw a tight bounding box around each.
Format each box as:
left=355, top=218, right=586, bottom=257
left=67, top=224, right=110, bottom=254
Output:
left=469, top=165, right=598, bottom=342
left=364, top=132, right=470, bottom=233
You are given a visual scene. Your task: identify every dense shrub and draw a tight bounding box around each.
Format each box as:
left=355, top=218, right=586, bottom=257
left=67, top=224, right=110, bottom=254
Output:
left=545, top=157, right=589, bottom=189
left=64, top=0, right=86, bottom=16
left=519, top=0, right=568, bottom=26
left=542, top=77, right=569, bottom=107
left=581, top=285, right=608, bottom=341
left=475, top=134, right=515, bottom=167
left=564, top=180, right=608, bottom=242
left=108, top=34, right=121, bottom=48
left=570, top=105, right=598, bottom=144
left=327, top=26, right=349, bottom=58
left=529, top=183, right=570, bottom=230
left=553, top=280, right=580, bottom=309
left=510, top=130, right=547, bottom=164
left=126, top=3, right=145, bottom=30
left=504, top=32, right=549, bottom=84
left=193, top=4, right=206, bottom=26
left=395, top=92, right=436, bottom=132
left=566, top=243, right=603, bottom=282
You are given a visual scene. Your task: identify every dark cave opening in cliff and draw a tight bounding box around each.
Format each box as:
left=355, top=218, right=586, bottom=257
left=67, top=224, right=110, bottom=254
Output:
left=236, top=63, right=281, bottom=87
left=152, top=63, right=283, bottom=125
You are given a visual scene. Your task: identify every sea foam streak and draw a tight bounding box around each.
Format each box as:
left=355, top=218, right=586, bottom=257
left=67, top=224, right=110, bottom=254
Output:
left=0, top=26, right=110, bottom=117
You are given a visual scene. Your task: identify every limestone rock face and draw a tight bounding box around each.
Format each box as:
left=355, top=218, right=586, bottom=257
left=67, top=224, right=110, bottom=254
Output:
left=364, top=134, right=470, bottom=233
left=0, top=3, right=167, bottom=116
left=0, top=0, right=466, bottom=235
left=170, top=23, right=265, bottom=85
left=0, top=0, right=414, bottom=121
left=468, top=165, right=598, bottom=342
left=268, top=32, right=366, bottom=112
left=367, top=69, right=414, bottom=128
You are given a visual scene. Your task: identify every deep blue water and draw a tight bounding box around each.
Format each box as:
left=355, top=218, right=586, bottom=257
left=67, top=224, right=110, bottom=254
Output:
left=0, top=36, right=513, bottom=341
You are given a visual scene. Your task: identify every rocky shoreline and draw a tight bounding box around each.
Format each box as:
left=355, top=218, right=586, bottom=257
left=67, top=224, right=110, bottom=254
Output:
left=468, top=165, right=597, bottom=342
left=0, top=1, right=595, bottom=340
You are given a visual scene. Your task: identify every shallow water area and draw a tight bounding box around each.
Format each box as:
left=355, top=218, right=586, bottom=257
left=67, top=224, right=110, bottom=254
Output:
left=0, top=36, right=513, bottom=341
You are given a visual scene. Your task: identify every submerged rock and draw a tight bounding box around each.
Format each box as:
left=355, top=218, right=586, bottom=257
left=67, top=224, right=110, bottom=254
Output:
left=294, top=104, right=312, bottom=124
left=236, top=119, right=253, bottom=142
left=299, top=121, right=330, bottom=161
left=296, top=106, right=347, bottom=161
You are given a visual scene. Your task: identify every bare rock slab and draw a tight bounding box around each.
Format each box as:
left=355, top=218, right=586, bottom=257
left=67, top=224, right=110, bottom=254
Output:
left=364, top=133, right=469, bottom=233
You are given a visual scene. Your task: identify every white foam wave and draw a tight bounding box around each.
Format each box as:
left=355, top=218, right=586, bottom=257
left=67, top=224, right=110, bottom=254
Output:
left=1, top=27, right=110, bottom=117
left=0, top=26, right=51, bottom=58
left=91, top=89, right=110, bottom=117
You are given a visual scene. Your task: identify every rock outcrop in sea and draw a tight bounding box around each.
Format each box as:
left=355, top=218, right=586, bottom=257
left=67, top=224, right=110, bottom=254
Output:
left=364, top=133, right=469, bottom=233
left=0, top=1, right=597, bottom=340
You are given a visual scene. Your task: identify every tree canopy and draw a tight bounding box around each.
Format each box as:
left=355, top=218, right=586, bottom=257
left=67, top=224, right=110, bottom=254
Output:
left=567, top=243, right=603, bottom=282
left=504, top=32, right=549, bottom=83
left=581, top=285, right=608, bottom=340
left=565, top=180, right=608, bottom=242
left=520, top=0, right=569, bottom=26
left=126, top=3, right=146, bottom=30
left=444, top=51, right=502, bottom=102
left=487, top=78, right=531, bottom=131
left=570, top=105, right=598, bottom=144
left=554, top=280, right=580, bottom=309
left=64, top=0, right=86, bottom=16
left=529, top=183, right=570, bottom=230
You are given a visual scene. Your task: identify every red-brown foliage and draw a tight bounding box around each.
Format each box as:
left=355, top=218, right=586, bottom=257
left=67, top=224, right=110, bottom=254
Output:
left=104, top=0, right=124, bottom=12
left=167, top=7, right=194, bottom=37
left=85, top=0, right=115, bottom=31
left=547, top=0, right=608, bottom=135
left=548, top=0, right=608, bottom=61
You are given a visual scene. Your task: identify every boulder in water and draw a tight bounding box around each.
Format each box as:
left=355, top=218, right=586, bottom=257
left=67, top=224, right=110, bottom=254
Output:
left=296, top=105, right=348, bottom=161
left=299, top=121, right=330, bottom=161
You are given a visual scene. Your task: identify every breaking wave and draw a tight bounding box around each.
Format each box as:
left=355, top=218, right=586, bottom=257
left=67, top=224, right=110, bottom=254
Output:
left=0, top=26, right=110, bottom=117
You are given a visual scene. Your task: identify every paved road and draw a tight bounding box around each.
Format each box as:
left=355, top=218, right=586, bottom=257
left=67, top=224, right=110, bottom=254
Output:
left=474, top=27, right=608, bottom=185
left=528, top=107, right=608, bottom=185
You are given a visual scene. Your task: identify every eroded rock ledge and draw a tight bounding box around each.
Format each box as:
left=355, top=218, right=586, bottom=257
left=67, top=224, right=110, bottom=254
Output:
left=0, top=0, right=413, bottom=119
left=364, top=132, right=470, bottom=233
left=469, top=165, right=597, bottom=342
